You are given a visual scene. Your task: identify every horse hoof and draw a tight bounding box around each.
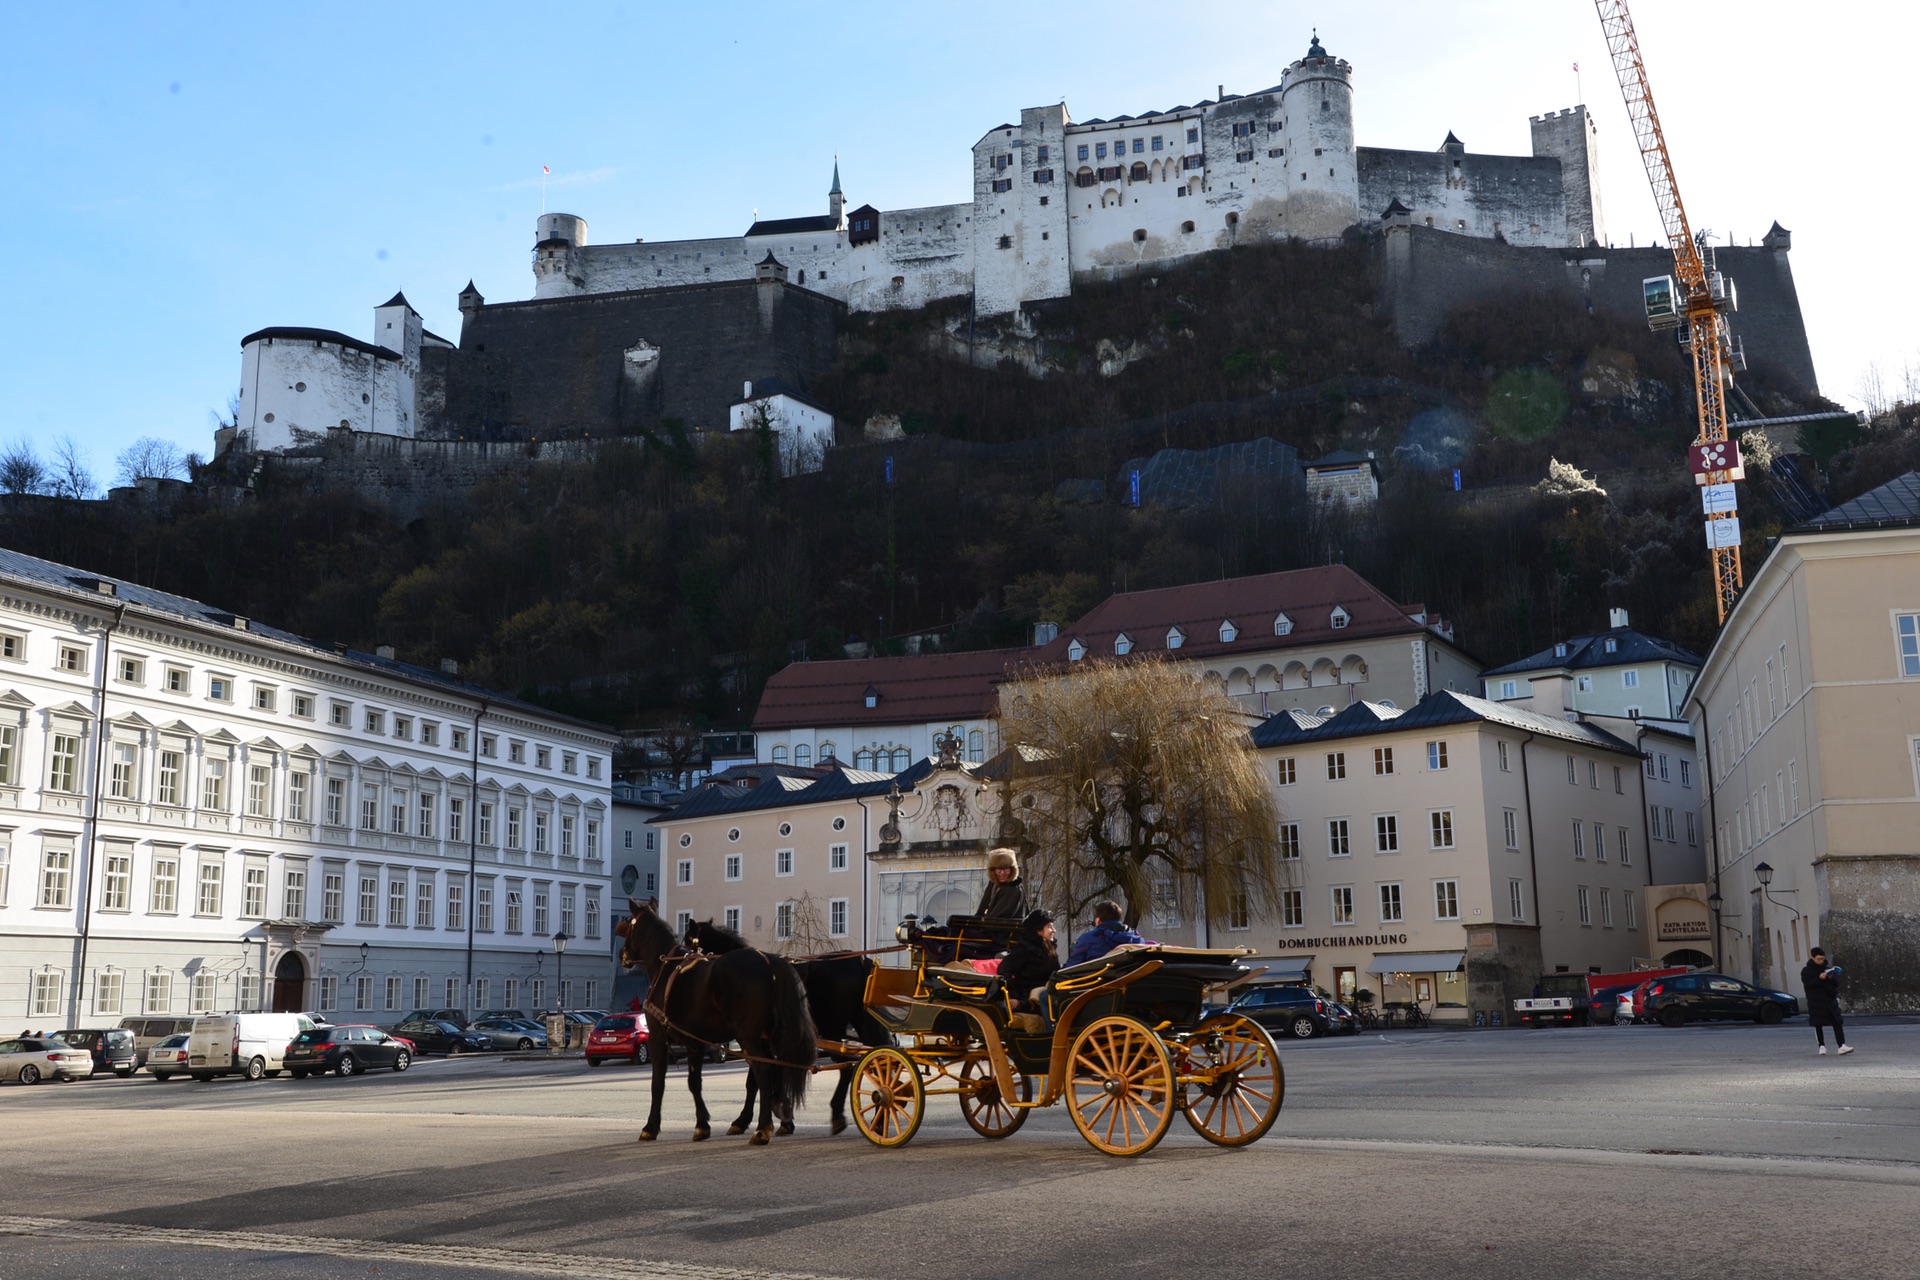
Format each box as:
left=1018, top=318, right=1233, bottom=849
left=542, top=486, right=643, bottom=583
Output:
left=638, top=1131, right=657, bottom=1143
left=692, top=1127, right=711, bottom=1142
left=778, top=1122, right=795, bottom=1137
left=750, top=1129, right=771, bottom=1146
left=831, top=1117, right=848, bottom=1136
left=727, top=1124, right=747, bottom=1136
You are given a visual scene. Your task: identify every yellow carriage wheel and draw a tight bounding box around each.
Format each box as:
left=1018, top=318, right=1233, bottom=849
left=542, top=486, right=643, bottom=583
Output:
left=958, top=1057, right=1033, bottom=1139
left=1180, top=1013, right=1284, bottom=1147
left=851, top=1046, right=925, bottom=1148
left=1066, top=1015, right=1176, bottom=1157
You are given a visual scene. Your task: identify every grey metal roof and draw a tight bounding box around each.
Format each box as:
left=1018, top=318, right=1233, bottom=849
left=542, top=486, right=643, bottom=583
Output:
left=1481, top=627, right=1703, bottom=679
left=1797, top=470, right=1920, bottom=532
left=745, top=214, right=838, bottom=237
left=1252, top=689, right=1641, bottom=757
left=0, top=545, right=614, bottom=735
left=650, top=761, right=909, bottom=824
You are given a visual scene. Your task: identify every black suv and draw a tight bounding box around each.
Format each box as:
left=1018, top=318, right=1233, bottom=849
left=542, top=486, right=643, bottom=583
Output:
left=1220, top=986, right=1336, bottom=1039
left=53, top=1028, right=138, bottom=1077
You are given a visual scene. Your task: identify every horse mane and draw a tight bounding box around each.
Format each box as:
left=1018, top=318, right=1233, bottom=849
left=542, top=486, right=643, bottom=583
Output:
left=689, top=917, right=749, bottom=953
left=625, top=901, right=677, bottom=964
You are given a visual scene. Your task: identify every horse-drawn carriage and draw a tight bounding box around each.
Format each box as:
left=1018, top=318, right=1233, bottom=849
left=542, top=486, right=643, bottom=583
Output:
left=839, top=913, right=1284, bottom=1157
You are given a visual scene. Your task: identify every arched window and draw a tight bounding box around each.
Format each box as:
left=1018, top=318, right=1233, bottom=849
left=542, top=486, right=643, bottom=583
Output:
left=1075, top=167, right=1096, bottom=188
left=1129, top=162, right=1148, bottom=183
left=967, top=729, right=985, bottom=763
left=818, top=741, right=837, bottom=762
left=890, top=747, right=910, bottom=772
left=854, top=748, right=875, bottom=770
left=771, top=746, right=788, bottom=764
left=794, top=744, right=812, bottom=768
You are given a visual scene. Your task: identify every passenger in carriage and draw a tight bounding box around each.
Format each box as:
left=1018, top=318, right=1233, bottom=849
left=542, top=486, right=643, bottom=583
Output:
left=1067, top=899, right=1147, bottom=966
left=975, top=847, right=1030, bottom=920
left=998, top=910, right=1061, bottom=1014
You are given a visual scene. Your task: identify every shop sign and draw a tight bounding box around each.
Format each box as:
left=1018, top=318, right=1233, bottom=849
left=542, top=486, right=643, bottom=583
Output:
left=1658, top=919, right=1711, bottom=941
left=1275, top=933, right=1409, bottom=951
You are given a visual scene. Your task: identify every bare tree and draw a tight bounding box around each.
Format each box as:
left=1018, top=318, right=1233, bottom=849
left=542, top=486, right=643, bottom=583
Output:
left=780, top=891, right=833, bottom=958
left=48, top=435, right=96, bottom=500
left=1856, top=361, right=1889, bottom=420
left=0, top=439, right=48, bottom=495
left=992, top=657, right=1288, bottom=932
left=114, top=436, right=191, bottom=486
left=653, top=722, right=706, bottom=787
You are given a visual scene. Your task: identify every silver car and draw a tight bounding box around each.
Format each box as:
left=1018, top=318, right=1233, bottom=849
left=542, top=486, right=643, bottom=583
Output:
left=1, top=1036, right=96, bottom=1084
left=467, top=1017, right=548, bottom=1051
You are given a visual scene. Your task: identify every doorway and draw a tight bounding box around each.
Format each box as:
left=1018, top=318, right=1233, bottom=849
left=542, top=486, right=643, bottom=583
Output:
left=271, top=951, right=307, bottom=1013
left=1334, top=966, right=1357, bottom=1002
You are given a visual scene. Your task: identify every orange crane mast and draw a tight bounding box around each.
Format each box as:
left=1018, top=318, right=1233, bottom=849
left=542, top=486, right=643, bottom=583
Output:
left=1595, top=0, right=1744, bottom=622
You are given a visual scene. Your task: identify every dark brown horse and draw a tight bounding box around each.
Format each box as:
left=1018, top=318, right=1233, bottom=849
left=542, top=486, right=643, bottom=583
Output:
left=684, top=918, right=895, bottom=1136
left=616, top=898, right=815, bottom=1145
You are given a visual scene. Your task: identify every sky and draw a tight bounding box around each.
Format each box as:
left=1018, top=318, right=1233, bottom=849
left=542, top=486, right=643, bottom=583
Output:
left=4, top=1, right=1914, bottom=488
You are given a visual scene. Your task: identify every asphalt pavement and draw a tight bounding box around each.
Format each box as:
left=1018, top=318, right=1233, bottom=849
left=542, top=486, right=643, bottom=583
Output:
left=5, top=1018, right=1916, bottom=1280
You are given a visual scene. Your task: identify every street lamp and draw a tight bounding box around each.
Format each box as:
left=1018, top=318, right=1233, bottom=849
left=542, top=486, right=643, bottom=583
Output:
left=1707, top=889, right=1724, bottom=969
left=552, top=931, right=570, bottom=1011
left=1754, top=860, right=1802, bottom=923
left=358, top=942, right=370, bottom=969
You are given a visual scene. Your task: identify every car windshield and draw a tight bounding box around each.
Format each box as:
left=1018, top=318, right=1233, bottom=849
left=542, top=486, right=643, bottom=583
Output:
left=596, top=1016, right=634, bottom=1031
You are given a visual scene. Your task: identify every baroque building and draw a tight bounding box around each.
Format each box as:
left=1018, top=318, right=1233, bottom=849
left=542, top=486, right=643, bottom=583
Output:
left=0, top=548, right=617, bottom=1027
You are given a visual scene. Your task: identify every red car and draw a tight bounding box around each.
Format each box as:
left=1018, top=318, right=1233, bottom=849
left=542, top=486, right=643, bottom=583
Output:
left=585, top=1013, right=652, bottom=1066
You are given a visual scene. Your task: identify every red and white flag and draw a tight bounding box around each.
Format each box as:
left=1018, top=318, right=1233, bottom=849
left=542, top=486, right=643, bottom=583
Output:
left=542, top=165, right=550, bottom=175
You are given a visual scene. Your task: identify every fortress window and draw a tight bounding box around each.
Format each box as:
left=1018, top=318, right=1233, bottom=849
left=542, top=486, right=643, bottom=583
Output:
left=1176, top=187, right=1188, bottom=198
left=1267, top=121, right=1281, bottom=133
left=1129, top=163, right=1148, bottom=182
left=1321, top=100, right=1330, bottom=112
left=1096, top=143, right=1107, bottom=159
left=1132, top=138, right=1144, bottom=153
left=1037, top=145, right=1049, bottom=163
left=1033, top=169, right=1053, bottom=184
left=1133, top=228, right=1146, bottom=242
left=1225, top=212, right=1239, bottom=227
left=1078, top=144, right=1089, bottom=161
left=1186, top=127, right=1199, bottom=143
left=1182, top=154, right=1204, bottom=170
left=294, top=381, right=307, bottom=392
left=1314, top=148, right=1323, bottom=156
left=361, top=393, right=369, bottom=403
left=992, top=179, right=1011, bottom=193
left=993, top=153, right=1011, bottom=170
left=1151, top=136, right=1163, bottom=151
left=1232, top=122, right=1253, bottom=138
left=1236, top=151, right=1253, bottom=163
left=262, top=413, right=274, bottom=423
left=1268, top=148, right=1283, bottom=158
left=997, top=235, right=1012, bottom=249
left=1181, top=220, right=1195, bottom=233
left=1098, top=166, right=1121, bottom=181
left=1076, top=168, right=1096, bottom=188
left=1329, top=168, right=1336, bottom=177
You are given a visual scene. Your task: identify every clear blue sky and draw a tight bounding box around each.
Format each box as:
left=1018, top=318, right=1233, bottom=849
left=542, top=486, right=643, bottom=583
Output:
left=4, top=1, right=1910, bottom=488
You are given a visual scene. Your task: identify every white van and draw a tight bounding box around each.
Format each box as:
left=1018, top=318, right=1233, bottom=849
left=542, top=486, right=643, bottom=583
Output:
left=187, top=1013, right=314, bottom=1081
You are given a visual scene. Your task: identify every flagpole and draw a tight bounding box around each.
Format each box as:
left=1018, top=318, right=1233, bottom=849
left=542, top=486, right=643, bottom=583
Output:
left=541, top=165, right=549, bottom=214
left=1574, top=60, right=1583, bottom=105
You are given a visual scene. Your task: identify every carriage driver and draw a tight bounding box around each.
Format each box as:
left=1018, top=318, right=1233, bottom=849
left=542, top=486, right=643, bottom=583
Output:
left=976, top=847, right=1030, bottom=920
left=998, top=910, right=1062, bottom=1014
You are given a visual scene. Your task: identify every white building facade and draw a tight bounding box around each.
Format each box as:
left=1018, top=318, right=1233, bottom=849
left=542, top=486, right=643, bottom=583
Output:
left=529, top=34, right=1603, bottom=317
left=0, top=548, right=617, bottom=1028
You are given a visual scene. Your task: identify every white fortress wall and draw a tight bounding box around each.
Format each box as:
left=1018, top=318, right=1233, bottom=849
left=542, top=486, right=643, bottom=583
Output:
left=844, top=202, right=976, bottom=312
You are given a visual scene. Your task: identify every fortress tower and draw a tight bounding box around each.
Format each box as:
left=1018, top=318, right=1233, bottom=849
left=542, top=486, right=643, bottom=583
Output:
left=1279, top=31, right=1360, bottom=239
left=828, top=159, right=845, bottom=229
left=1529, top=106, right=1606, bottom=248
left=533, top=212, right=588, bottom=299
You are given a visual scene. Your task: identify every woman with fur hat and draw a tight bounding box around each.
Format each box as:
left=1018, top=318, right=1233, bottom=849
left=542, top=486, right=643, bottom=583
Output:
left=976, top=847, right=1030, bottom=920
left=998, top=909, right=1061, bottom=1014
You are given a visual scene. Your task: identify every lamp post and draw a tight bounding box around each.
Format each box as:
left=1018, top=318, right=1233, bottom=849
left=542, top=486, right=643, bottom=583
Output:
left=1707, top=888, right=1724, bottom=970
left=551, top=931, right=571, bottom=1050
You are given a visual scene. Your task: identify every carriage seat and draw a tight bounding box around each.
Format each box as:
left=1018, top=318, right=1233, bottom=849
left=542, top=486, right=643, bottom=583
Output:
left=925, top=966, right=1006, bottom=1005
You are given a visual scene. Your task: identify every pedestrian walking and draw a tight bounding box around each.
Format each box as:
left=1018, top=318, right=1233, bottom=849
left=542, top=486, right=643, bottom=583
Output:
left=1800, top=947, right=1853, bottom=1056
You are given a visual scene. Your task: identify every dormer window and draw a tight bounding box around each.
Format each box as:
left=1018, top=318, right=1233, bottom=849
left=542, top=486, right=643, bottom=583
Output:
left=1554, top=643, right=1569, bottom=658
left=1604, top=638, right=1618, bottom=654
left=864, top=685, right=880, bottom=709
left=1067, top=639, right=1087, bottom=662
left=1114, top=633, right=1133, bottom=656
left=1329, top=606, right=1350, bottom=630
left=1219, top=620, right=1238, bottom=644
left=1273, top=613, right=1293, bottom=636
left=1166, top=626, right=1185, bottom=650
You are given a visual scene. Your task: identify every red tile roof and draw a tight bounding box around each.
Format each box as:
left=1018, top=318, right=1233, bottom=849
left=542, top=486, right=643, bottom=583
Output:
left=751, top=647, right=1034, bottom=732
left=1032, top=565, right=1441, bottom=666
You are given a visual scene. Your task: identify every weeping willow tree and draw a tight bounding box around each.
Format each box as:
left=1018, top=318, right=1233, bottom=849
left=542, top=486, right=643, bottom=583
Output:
left=992, top=657, right=1290, bottom=933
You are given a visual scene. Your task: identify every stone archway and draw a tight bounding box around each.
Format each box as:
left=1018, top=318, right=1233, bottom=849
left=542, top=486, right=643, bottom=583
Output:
left=271, top=951, right=307, bottom=1013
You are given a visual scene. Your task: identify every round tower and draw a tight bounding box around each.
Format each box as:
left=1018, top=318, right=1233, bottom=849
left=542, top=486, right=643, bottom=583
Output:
left=1279, top=31, right=1359, bottom=239
left=532, top=213, right=588, bottom=299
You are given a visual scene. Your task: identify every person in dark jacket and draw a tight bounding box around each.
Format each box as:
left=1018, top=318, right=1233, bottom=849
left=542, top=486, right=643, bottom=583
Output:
left=998, top=910, right=1061, bottom=1013
left=975, top=848, right=1030, bottom=920
left=1801, top=947, right=1853, bottom=1055
left=1067, top=899, right=1147, bottom=966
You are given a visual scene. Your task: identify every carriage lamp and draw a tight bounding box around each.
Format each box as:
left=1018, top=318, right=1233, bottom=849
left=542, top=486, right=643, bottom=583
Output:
left=1754, top=861, right=1773, bottom=887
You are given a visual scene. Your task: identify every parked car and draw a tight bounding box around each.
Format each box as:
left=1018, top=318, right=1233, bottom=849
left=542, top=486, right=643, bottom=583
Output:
left=468, top=1018, right=548, bottom=1051
left=146, top=1033, right=192, bottom=1081
left=188, top=1012, right=315, bottom=1080
left=1586, top=984, right=1639, bottom=1026
left=1323, top=1000, right=1362, bottom=1035
left=1218, top=984, right=1336, bottom=1038
left=399, top=1008, right=469, bottom=1028
left=585, top=1013, right=653, bottom=1066
left=117, top=1016, right=198, bottom=1068
left=284, top=1025, right=413, bottom=1077
left=53, top=1028, right=139, bottom=1077
left=0, top=1036, right=95, bottom=1083
left=475, top=1009, right=531, bottom=1023
left=1641, top=973, right=1799, bottom=1027
left=391, top=1019, right=491, bottom=1055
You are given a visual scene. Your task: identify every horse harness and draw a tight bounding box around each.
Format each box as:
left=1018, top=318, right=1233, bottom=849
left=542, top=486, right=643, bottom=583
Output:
left=641, top=944, right=823, bottom=1074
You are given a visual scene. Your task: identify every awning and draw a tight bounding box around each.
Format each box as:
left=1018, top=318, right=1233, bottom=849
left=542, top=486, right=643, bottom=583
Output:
left=1366, top=951, right=1466, bottom=976
left=1248, top=956, right=1312, bottom=983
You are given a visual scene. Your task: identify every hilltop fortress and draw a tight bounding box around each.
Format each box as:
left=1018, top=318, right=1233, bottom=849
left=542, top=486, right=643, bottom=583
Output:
left=533, top=33, right=1605, bottom=318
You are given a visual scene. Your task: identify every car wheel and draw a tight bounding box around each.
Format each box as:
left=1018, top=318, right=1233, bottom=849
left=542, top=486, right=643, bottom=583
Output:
left=449, top=1042, right=464, bottom=1056
left=635, top=1041, right=650, bottom=1065
left=393, top=1051, right=411, bottom=1073
left=1658, top=1006, right=1687, bottom=1029
left=152, top=1072, right=172, bottom=1082
left=18, top=1063, right=40, bottom=1085
left=1289, top=1015, right=1317, bottom=1039
left=289, top=1069, right=310, bottom=1080
left=192, top=1072, right=214, bottom=1082
left=1757, top=1003, right=1785, bottom=1025
left=244, top=1056, right=267, bottom=1081
left=337, top=1054, right=359, bottom=1078
left=115, top=1067, right=135, bottom=1078
left=587, top=1056, right=604, bottom=1068
left=516, top=1038, right=533, bottom=1051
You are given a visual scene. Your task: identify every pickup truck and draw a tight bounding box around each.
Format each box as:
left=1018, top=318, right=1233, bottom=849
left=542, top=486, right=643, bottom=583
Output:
left=1513, top=967, right=1693, bottom=1027
left=1512, top=995, right=1582, bottom=1026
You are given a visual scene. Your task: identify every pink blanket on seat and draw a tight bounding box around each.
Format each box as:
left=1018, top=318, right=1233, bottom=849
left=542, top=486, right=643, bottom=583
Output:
left=968, top=958, right=1002, bottom=975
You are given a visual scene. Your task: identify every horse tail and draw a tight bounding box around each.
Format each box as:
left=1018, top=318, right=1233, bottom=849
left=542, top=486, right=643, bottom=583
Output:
left=849, top=957, right=895, bottom=1047
left=766, top=956, right=816, bottom=1113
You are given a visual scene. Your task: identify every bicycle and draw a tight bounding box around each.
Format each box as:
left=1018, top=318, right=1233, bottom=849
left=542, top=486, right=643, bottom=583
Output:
left=1401, top=1004, right=1431, bottom=1029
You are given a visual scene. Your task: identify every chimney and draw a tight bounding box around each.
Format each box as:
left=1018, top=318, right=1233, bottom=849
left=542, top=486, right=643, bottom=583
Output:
left=1608, top=607, right=1629, bottom=629
left=376, top=644, right=396, bottom=660
left=440, top=658, right=459, bottom=675
left=1533, top=671, right=1576, bottom=719
left=743, top=380, right=753, bottom=399
left=1033, top=621, right=1059, bottom=646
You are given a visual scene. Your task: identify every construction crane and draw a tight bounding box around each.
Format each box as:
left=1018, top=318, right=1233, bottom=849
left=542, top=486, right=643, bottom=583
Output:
left=1595, top=0, right=1745, bottom=622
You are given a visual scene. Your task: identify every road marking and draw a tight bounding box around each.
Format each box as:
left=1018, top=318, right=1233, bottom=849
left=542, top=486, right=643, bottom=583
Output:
left=0, top=1216, right=851, bottom=1280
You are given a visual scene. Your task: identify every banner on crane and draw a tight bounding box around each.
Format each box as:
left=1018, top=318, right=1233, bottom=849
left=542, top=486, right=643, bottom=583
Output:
left=1704, top=517, right=1742, bottom=550
left=1701, top=482, right=1739, bottom=515
left=1689, top=440, right=1744, bottom=484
